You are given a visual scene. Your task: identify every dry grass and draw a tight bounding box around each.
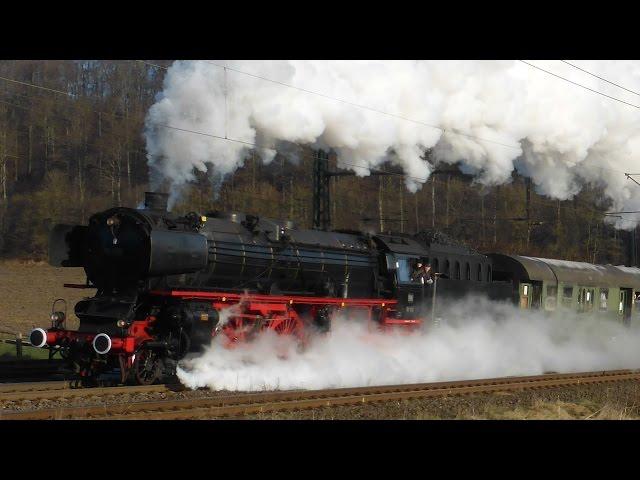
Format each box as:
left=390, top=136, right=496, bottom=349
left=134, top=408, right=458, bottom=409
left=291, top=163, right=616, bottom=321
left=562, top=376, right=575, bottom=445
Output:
left=242, top=382, right=640, bottom=420
left=463, top=399, right=595, bottom=420
left=0, top=260, right=89, bottom=335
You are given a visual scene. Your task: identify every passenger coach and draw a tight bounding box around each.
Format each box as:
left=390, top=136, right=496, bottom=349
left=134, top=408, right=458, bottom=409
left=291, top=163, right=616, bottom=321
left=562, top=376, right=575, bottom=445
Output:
left=489, top=254, right=640, bottom=325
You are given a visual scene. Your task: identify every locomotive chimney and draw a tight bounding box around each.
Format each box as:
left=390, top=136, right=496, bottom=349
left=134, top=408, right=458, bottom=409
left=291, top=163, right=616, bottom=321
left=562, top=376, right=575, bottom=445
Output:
left=144, top=192, right=169, bottom=212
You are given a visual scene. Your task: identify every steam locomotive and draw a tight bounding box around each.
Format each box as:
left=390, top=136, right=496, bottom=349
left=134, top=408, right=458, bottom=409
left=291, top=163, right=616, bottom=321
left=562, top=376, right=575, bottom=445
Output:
left=31, top=191, right=640, bottom=385
left=29, top=192, right=497, bottom=385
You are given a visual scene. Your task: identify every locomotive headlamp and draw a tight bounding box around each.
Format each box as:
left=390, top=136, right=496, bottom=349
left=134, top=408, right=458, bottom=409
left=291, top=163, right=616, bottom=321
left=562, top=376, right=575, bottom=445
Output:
left=50, top=311, right=66, bottom=325
left=116, top=319, right=127, bottom=328
left=106, top=216, right=120, bottom=227
left=200, top=215, right=207, bottom=223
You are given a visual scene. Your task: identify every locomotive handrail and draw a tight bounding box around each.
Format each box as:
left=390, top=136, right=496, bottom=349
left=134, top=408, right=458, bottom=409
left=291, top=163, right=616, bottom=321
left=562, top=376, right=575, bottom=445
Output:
left=149, top=289, right=398, bottom=307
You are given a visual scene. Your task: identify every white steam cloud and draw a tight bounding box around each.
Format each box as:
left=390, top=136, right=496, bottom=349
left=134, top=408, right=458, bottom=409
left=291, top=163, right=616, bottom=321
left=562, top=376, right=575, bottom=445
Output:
left=177, top=297, right=640, bottom=391
left=145, top=60, right=640, bottom=228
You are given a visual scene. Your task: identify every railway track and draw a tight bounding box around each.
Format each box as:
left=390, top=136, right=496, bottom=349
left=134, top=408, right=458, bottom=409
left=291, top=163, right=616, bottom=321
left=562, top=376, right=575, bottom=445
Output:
left=0, top=381, right=185, bottom=402
left=2, top=369, right=639, bottom=420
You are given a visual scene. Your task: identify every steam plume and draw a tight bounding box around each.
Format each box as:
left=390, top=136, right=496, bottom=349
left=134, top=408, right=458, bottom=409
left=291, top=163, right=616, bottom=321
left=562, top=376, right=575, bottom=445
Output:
left=177, top=297, right=640, bottom=391
left=145, top=60, right=640, bottom=227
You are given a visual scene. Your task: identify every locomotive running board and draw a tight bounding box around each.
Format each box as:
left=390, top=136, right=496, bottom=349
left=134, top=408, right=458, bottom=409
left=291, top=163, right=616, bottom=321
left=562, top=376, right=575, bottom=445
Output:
left=149, top=290, right=422, bottom=327
left=149, top=290, right=398, bottom=308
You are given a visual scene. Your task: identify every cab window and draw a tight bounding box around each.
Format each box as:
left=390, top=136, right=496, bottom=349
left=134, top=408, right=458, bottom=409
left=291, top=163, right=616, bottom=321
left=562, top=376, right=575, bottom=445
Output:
left=395, top=257, right=415, bottom=284
left=395, top=256, right=428, bottom=284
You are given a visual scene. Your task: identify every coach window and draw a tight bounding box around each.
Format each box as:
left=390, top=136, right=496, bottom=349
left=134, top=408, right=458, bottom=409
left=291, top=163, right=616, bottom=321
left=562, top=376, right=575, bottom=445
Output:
left=486, top=265, right=492, bottom=282
left=546, top=286, right=558, bottom=310
left=577, top=288, right=585, bottom=306
left=619, top=292, right=625, bottom=314
left=600, top=289, right=608, bottom=311
left=562, top=286, right=573, bottom=307
left=454, top=261, right=461, bottom=279
left=476, top=264, right=482, bottom=281
left=433, top=258, right=439, bottom=274
left=585, top=289, right=594, bottom=311
left=465, top=263, right=471, bottom=280
left=444, top=259, right=450, bottom=278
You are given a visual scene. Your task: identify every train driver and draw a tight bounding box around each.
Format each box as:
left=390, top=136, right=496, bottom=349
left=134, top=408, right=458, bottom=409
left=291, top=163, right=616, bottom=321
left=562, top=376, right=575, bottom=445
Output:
left=411, top=261, right=434, bottom=285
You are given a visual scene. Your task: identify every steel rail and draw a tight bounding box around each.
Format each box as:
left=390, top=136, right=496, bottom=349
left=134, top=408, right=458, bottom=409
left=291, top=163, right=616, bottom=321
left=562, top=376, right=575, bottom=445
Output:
left=0, top=383, right=184, bottom=402
left=2, top=369, right=639, bottom=420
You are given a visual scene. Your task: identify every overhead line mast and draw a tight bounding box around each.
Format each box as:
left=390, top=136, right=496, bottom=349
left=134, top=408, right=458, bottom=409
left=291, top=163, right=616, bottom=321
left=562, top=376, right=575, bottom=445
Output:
left=311, top=150, right=469, bottom=232
left=312, top=150, right=397, bottom=231
left=622, top=173, right=640, bottom=267
left=625, top=173, right=640, bottom=188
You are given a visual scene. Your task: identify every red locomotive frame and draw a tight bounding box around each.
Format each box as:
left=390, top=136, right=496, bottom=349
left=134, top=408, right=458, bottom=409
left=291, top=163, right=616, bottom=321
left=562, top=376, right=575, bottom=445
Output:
left=37, top=289, right=421, bottom=383
left=151, top=290, right=422, bottom=343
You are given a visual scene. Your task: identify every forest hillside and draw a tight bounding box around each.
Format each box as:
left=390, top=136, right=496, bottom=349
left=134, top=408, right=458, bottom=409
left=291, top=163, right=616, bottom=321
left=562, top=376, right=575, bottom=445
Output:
left=0, top=60, right=636, bottom=265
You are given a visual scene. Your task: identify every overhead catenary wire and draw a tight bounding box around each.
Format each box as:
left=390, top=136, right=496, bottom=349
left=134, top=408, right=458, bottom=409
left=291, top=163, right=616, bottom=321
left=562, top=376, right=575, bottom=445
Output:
left=138, top=60, right=521, bottom=151
left=152, top=120, right=630, bottom=180
left=519, top=60, right=640, bottom=110
left=0, top=75, right=76, bottom=98
left=561, top=60, right=640, bottom=98
left=206, top=61, right=523, bottom=150
left=0, top=86, right=373, bottom=184
left=0, top=94, right=150, bottom=159
left=625, top=173, right=640, bottom=188
left=0, top=148, right=18, bottom=158
left=140, top=60, right=631, bottom=177
left=1, top=66, right=381, bottom=177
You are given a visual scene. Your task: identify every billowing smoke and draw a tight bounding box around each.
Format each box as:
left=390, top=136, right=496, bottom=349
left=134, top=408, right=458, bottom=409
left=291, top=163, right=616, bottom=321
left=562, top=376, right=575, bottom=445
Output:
left=177, top=297, right=640, bottom=391
left=145, top=60, right=640, bottom=227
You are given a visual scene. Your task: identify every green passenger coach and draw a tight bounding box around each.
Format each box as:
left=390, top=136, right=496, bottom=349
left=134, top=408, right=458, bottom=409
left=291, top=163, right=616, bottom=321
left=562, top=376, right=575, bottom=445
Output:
left=488, top=254, right=640, bottom=326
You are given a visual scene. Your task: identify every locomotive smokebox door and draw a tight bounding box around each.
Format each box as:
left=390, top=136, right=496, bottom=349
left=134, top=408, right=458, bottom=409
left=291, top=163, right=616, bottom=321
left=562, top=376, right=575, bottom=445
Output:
left=49, top=224, right=88, bottom=267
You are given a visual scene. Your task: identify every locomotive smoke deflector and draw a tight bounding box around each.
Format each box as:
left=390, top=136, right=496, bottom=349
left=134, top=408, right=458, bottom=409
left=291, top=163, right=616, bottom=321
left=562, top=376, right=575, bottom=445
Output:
left=48, top=193, right=209, bottom=287
left=48, top=224, right=88, bottom=267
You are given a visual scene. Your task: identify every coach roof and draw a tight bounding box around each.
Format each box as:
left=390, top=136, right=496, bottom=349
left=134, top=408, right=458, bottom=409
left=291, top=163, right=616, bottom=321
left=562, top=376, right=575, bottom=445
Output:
left=490, top=253, right=640, bottom=289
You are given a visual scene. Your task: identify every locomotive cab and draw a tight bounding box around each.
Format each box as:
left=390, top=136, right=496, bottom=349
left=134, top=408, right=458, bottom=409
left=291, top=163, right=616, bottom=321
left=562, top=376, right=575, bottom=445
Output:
left=384, top=254, right=433, bottom=318
left=373, top=235, right=434, bottom=319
